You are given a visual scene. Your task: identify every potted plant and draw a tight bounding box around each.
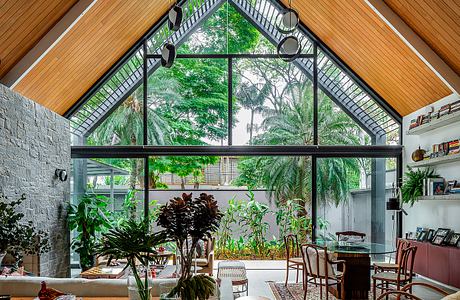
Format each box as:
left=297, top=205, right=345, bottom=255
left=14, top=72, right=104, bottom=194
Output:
left=0, top=193, right=49, bottom=268
left=68, top=193, right=113, bottom=271
left=97, top=218, right=167, bottom=300
left=401, top=166, right=439, bottom=206
left=157, top=193, right=222, bottom=300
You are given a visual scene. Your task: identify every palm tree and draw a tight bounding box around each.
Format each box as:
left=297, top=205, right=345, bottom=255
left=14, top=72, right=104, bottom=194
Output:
left=90, top=78, right=175, bottom=191
left=236, top=82, right=269, bottom=144
left=248, top=83, right=362, bottom=212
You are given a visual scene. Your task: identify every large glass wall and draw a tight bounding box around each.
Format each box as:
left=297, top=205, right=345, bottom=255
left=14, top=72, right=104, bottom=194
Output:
left=68, top=0, right=403, bottom=270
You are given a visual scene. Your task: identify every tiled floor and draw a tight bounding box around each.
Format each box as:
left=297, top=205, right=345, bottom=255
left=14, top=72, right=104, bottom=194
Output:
left=71, top=260, right=458, bottom=299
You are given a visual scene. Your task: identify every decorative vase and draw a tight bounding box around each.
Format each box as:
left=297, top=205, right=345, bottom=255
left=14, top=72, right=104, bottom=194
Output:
left=128, top=265, right=153, bottom=300
left=411, top=146, right=426, bottom=162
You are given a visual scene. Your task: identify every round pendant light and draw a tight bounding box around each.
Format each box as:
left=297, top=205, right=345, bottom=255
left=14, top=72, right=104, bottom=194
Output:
left=161, top=43, right=176, bottom=68
left=276, top=8, right=299, bottom=34
left=277, top=36, right=301, bottom=62
left=168, top=5, right=183, bottom=31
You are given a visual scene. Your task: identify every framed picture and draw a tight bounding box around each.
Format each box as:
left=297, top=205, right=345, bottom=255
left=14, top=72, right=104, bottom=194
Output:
left=432, top=235, right=444, bottom=245
left=417, top=230, right=428, bottom=242
left=406, top=232, right=416, bottom=240
left=433, top=228, right=451, bottom=245
left=449, top=233, right=460, bottom=247
left=427, top=229, right=435, bottom=242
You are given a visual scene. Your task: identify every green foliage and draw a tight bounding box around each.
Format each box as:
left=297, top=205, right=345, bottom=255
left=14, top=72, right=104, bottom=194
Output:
left=68, top=193, right=113, bottom=271
left=401, top=167, right=439, bottom=206
left=96, top=218, right=167, bottom=300
left=0, top=194, right=49, bottom=267
left=238, top=191, right=270, bottom=255
left=157, top=193, right=222, bottom=300
left=168, top=274, right=216, bottom=300
left=275, top=200, right=311, bottom=243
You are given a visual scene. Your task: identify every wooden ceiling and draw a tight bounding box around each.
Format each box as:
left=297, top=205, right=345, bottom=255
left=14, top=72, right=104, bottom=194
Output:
left=384, top=0, right=460, bottom=77
left=12, top=0, right=170, bottom=115
left=1, top=0, right=456, bottom=117
left=0, top=0, right=78, bottom=78
left=283, top=0, right=452, bottom=116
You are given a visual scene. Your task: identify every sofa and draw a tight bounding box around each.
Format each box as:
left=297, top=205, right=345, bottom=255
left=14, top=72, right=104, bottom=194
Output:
left=0, top=275, right=233, bottom=299
left=0, top=276, right=176, bottom=297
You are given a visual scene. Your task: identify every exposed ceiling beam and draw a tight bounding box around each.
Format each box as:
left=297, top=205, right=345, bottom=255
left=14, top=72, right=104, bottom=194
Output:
left=1, top=0, right=97, bottom=88
left=366, top=0, right=460, bottom=95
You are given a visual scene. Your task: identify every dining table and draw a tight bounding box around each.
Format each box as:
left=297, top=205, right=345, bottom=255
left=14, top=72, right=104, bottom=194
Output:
left=315, top=240, right=396, bottom=300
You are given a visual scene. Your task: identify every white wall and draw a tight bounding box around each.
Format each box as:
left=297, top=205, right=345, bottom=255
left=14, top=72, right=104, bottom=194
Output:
left=402, top=93, right=460, bottom=233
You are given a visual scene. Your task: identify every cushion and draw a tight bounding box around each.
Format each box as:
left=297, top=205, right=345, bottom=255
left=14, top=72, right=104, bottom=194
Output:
left=442, top=291, right=460, bottom=300
left=305, top=248, right=336, bottom=278
left=0, top=276, right=177, bottom=297
left=194, top=258, right=209, bottom=267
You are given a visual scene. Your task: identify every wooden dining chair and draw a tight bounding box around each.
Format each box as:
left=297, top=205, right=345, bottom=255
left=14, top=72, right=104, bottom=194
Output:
left=301, top=243, right=346, bottom=300
left=372, top=245, right=417, bottom=300
left=376, top=282, right=450, bottom=300
left=373, top=238, right=410, bottom=274
left=336, top=231, right=366, bottom=242
left=284, top=234, right=303, bottom=286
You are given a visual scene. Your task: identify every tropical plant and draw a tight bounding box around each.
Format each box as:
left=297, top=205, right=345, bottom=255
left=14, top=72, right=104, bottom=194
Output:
left=157, top=193, right=222, bottom=300
left=238, top=191, right=270, bottom=256
left=275, top=199, right=312, bottom=243
left=0, top=193, right=49, bottom=268
left=68, top=193, right=113, bottom=271
left=401, top=167, right=439, bottom=206
left=216, top=197, right=244, bottom=257
left=96, top=218, right=167, bottom=300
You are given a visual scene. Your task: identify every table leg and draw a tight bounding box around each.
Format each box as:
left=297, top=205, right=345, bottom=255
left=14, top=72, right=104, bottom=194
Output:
left=329, top=253, right=371, bottom=300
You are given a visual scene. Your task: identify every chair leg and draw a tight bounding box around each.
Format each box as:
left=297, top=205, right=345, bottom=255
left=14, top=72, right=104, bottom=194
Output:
left=285, top=261, right=289, bottom=286
left=319, top=278, right=323, bottom=299
left=296, top=265, right=299, bottom=283
left=325, top=279, right=329, bottom=300
left=372, top=279, right=376, bottom=300
left=303, top=276, right=308, bottom=300
left=385, top=282, right=389, bottom=300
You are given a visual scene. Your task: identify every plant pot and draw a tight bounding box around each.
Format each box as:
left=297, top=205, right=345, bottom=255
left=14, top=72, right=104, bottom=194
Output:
left=128, top=286, right=152, bottom=300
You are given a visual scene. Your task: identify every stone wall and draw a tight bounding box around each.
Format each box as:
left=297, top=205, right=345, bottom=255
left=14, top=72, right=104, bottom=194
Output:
left=0, top=84, right=71, bottom=277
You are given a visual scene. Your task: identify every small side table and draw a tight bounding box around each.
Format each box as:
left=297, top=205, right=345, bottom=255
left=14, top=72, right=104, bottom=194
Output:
left=217, top=261, right=248, bottom=296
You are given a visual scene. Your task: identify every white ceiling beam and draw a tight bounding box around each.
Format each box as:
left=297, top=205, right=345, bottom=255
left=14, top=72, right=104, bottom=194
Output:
left=1, top=0, right=97, bottom=88
left=366, top=0, right=460, bottom=95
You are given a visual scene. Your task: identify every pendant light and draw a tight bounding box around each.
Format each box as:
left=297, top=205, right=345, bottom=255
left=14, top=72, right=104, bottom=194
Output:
left=168, top=2, right=183, bottom=31
left=277, top=36, right=301, bottom=62
left=161, top=42, right=176, bottom=68
left=276, top=0, right=301, bottom=62
left=276, top=0, right=299, bottom=34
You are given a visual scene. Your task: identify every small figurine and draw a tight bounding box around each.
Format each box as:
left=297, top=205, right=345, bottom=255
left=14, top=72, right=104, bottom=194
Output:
left=38, top=281, right=66, bottom=300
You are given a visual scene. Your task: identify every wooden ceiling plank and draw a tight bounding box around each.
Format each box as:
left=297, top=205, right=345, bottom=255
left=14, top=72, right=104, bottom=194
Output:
left=367, top=0, right=460, bottom=95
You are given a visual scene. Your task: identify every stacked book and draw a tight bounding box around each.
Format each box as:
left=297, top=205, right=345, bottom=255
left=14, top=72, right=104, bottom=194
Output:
left=451, top=100, right=460, bottom=113
left=448, top=139, right=460, bottom=155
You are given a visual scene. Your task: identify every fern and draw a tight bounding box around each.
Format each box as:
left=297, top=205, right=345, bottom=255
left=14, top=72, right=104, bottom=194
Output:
left=401, top=167, right=439, bottom=206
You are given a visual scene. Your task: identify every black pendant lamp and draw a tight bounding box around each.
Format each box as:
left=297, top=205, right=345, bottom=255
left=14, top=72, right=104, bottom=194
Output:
left=168, top=4, right=183, bottom=31
left=276, top=7, right=299, bottom=34
left=277, top=36, right=301, bottom=62
left=276, top=0, right=301, bottom=62
left=161, top=43, right=176, bottom=68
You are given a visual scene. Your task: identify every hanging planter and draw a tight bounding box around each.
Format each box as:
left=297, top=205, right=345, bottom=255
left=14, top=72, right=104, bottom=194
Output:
left=161, top=43, right=176, bottom=68
left=277, top=36, right=301, bottom=62
left=276, top=8, right=299, bottom=34
left=168, top=4, right=183, bottom=31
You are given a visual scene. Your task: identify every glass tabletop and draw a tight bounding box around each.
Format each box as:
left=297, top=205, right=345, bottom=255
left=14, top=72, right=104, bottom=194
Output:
left=314, top=241, right=396, bottom=255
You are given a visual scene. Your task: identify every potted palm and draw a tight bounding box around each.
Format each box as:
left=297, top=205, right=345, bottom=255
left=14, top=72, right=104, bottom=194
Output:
left=157, top=193, right=222, bottom=300
left=96, top=218, right=167, bottom=300
left=0, top=193, right=49, bottom=269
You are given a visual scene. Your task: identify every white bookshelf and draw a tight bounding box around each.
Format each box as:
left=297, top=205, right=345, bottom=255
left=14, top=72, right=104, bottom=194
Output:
left=406, top=110, right=460, bottom=136
left=418, top=194, right=460, bottom=201
left=407, top=153, right=460, bottom=168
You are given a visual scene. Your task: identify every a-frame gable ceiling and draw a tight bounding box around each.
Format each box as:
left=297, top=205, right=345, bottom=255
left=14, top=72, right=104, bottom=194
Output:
left=0, top=0, right=78, bottom=78
left=0, top=0, right=456, bottom=116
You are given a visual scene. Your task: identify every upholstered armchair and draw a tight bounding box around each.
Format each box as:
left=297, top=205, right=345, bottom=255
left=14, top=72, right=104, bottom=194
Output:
left=192, top=237, right=215, bottom=275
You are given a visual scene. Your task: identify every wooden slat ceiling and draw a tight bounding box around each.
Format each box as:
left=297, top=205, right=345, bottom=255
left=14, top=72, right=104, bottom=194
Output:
left=12, top=0, right=170, bottom=115
left=384, top=0, right=460, bottom=77
left=283, top=0, right=452, bottom=116
left=3, top=0, right=455, bottom=117
left=0, top=0, right=78, bottom=78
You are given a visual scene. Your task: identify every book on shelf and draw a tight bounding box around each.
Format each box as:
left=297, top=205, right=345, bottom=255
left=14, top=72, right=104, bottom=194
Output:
left=438, top=104, right=451, bottom=118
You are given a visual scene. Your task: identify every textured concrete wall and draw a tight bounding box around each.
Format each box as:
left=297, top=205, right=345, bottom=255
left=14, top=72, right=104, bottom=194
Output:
left=0, top=84, right=71, bottom=277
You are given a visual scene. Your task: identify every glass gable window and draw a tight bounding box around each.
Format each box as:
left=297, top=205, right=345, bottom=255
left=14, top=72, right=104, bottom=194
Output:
left=68, top=0, right=403, bottom=259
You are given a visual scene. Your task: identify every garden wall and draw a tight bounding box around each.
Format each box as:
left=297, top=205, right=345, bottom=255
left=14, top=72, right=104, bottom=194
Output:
left=0, top=84, right=71, bottom=277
